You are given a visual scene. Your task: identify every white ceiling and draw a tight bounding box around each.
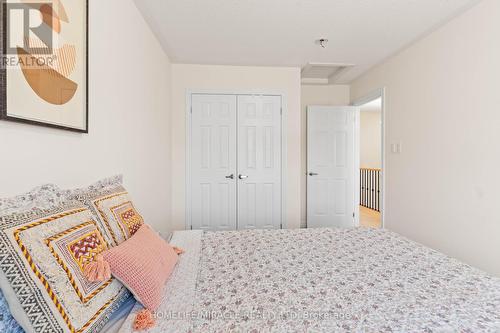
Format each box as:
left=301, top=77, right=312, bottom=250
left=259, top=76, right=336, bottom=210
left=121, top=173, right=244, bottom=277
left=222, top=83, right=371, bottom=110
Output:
left=134, top=0, right=480, bottom=83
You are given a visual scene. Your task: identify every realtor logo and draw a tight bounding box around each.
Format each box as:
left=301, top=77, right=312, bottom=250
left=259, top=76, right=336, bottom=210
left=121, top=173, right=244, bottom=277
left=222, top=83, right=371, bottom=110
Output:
left=2, top=0, right=54, bottom=55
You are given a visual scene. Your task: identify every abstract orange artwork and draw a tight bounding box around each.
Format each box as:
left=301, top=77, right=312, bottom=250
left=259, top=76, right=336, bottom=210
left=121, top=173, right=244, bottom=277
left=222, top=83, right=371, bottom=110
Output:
left=1, top=0, right=88, bottom=132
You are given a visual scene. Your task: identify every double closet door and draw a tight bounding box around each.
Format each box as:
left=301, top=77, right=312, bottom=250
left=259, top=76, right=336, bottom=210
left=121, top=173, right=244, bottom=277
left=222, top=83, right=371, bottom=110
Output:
left=190, top=94, right=282, bottom=231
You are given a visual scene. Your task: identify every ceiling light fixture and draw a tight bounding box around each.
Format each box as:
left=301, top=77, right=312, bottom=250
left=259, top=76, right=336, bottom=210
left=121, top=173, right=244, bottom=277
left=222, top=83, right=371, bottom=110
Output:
left=315, top=38, right=329, bottom=48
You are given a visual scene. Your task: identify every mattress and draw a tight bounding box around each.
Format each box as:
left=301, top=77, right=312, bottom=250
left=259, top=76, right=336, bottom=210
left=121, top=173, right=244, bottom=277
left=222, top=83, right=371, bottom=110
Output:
left=118, top=228, right=500, bottom=332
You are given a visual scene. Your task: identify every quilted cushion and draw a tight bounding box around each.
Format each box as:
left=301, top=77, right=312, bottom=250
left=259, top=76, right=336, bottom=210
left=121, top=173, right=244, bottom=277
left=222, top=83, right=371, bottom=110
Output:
left=0, top=197, right=130, bottom=333
left=66, top=176, right=144, bottom=247
left=103, top=224, right=178, bottom=311
left=0, top=184, right=65, bottom=216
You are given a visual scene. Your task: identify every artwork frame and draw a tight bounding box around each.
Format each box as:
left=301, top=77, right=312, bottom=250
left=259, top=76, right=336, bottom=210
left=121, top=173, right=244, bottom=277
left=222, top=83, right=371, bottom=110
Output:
left=0, top=0, right=89, bottom=133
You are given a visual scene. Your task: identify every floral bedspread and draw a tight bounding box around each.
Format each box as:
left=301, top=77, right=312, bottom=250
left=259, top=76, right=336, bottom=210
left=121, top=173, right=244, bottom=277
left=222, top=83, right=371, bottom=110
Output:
left=119, top=228, right=500, bottom=332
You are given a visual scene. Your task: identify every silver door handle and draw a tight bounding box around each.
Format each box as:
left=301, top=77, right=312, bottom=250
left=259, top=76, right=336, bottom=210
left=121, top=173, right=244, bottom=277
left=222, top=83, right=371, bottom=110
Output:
left=238, top=175, right=249, bottom=180
left=308, top=172, right=319, bottom=176
left=225, top=174, right=234, bottom=179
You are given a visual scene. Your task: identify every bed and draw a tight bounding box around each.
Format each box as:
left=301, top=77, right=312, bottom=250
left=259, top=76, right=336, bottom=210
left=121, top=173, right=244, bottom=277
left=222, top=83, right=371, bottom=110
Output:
left=117, top=227, right=500, bottom=332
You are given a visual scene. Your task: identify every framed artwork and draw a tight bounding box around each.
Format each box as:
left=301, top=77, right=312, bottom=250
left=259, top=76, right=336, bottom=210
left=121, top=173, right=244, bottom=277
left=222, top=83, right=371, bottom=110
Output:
left=1, top=0, right=88, bottom=133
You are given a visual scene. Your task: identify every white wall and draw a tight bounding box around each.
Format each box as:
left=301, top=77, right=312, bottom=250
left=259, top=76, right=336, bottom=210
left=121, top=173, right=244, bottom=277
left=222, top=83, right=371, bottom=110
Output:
left=360, top=111, right=382, bottom=169
left=171, top=64, right=302, bottom=231
left=301, top=85, right=350, bottom=227
left=351, top=0, right=500, bottom=276
left=0, top=0, right=173, bottom=236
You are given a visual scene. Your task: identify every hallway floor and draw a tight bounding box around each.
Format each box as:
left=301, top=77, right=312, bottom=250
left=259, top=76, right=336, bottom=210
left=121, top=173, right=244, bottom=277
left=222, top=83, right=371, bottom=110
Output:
left=360, top=206, right=382, bottom=228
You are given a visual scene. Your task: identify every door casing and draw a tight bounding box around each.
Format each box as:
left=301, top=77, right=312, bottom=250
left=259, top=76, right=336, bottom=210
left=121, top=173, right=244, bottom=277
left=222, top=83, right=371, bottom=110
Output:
left=185, top=90, right=288, bottom=231
left=352, top=87, right=386, bottom=228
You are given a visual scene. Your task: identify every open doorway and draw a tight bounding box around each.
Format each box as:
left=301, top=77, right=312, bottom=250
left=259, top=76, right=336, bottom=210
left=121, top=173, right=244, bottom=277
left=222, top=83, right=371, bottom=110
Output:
left=353, top=90, right=385, bottom=229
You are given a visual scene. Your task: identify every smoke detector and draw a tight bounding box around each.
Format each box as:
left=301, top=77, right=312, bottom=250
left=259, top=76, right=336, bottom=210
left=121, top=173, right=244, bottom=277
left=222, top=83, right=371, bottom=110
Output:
left=315, top=38, right=329, bottom=48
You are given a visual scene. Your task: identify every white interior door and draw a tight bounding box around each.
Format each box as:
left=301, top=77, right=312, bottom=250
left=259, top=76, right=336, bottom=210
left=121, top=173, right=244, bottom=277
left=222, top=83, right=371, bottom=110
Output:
left=307, top=106, right=358, bottom=228
left=237, top=95, right=282, bottom=229
left=191, top=94, right=237, bottom=231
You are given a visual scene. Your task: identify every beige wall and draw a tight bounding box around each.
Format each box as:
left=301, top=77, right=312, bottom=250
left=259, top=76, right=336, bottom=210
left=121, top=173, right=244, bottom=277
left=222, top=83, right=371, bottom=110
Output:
left=171, top=64, right=302, bottom=230
left=0, top=0, right=173, bottom=236
left=351, top=0, right=500, bottom=276
left=360, top=111, right=382, bottom=169
left=300, top=85, right=350, bottom=227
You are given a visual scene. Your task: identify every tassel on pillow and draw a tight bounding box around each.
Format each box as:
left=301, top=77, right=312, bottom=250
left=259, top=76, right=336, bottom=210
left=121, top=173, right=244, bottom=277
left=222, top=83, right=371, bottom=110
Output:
left=173, top=246, right=184, bottom=255
left=133, top=309, right=155, bottom=331
left=84, top=254, right=111, bottom=282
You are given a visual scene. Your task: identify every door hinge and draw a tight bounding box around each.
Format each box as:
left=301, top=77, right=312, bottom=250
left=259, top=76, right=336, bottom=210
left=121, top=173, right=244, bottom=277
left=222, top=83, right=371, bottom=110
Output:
left=190, top=106, right=193, bottom=114
left=353, top=212, right=355, bottom=218
left=280, top=107, right=283, bottom=115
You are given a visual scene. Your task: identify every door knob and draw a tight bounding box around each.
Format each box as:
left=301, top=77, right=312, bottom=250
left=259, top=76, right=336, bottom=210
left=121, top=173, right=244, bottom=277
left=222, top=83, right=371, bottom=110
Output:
left=308, top=172, right=319, bottom=176
left=238, top=175, right=249, bottom=180
left=225, top=174, right=234, bottom=179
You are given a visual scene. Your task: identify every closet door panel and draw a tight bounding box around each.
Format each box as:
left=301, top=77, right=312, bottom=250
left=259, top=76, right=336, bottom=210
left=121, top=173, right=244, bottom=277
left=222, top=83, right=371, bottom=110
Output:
left=237, top=95, right=282, bottom=230
left=191, top=94, right=237, bottom=230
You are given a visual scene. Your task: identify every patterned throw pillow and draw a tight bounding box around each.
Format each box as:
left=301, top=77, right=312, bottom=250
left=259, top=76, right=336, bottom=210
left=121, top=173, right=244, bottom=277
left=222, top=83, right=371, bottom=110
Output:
left=0, top=198, right=130, bottom=333
left=0, top=184, right=64, bottom=333
left=66, top=176, right=144, bottom=247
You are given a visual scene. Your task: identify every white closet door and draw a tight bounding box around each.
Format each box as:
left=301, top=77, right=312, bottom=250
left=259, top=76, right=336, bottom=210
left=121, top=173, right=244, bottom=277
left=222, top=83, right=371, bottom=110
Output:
left=307, top=106, right=358, bottom=228
left=237, top=95, right=282, bottom=230
left=191, top=94, right=237, bottom=231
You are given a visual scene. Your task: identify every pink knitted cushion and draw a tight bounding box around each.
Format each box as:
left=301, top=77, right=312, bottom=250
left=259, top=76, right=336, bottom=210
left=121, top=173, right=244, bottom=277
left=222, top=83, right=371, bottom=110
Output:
left=102, top=224, right=178, bottom=310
